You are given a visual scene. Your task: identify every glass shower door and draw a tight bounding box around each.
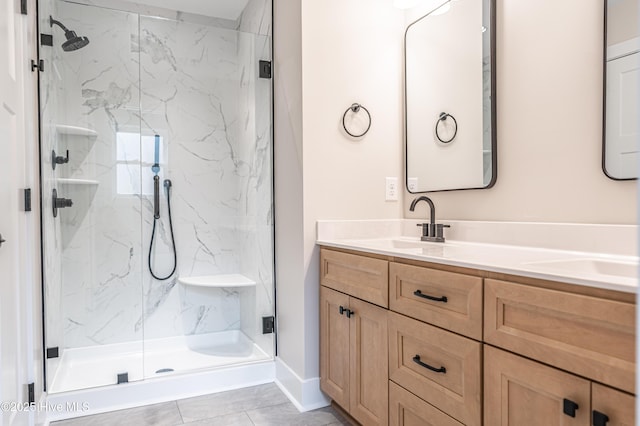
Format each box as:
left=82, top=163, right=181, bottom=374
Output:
left=40, top=1, right=144, bottom=393
left=137, top=13, right=275, bottom=378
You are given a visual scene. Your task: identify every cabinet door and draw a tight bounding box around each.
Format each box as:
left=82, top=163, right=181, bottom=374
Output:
left=485, top=346, right=590, bottom=426
left=592, top=383, right=635, bottom=426
left=320, top=286, right=351, bottom=409
left=350, top=297, right=389, bottom=426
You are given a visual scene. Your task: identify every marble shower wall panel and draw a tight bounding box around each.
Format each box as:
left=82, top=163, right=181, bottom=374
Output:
left=56, top=2, right=144, bottom=349
left=138, top=17, right=245, bottom=339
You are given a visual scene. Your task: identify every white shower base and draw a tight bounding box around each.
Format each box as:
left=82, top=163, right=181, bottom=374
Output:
left=49, top=330, right=271, bottom=394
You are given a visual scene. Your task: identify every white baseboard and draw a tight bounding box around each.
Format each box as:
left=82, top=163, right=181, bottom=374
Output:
left=274, top=357, right=330, bottom=412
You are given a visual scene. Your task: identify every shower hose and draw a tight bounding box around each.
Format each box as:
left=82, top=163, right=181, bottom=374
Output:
left=148, top=180, right=177, bottom=281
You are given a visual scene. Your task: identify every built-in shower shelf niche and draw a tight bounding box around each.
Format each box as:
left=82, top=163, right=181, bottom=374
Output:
left=178, top=274, right=256, bottom=288
left=58, top=178, right=99, bottom=185
left=55, top=124, right=98, bottom=138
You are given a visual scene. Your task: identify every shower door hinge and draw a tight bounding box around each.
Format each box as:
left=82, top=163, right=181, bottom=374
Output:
left=259, top=60, right=271, bottom=79
left=24, top=188, right=31, bottom=212
left=262, top=316, right=275, bottom=334
left=20, top=0, right=27, bottom=15
left=27, top=383, right=35, bottom=404
left=46, top=347, right=59, bottom=359
left=31, top=59, right=44, bottom=73
left=41, top=34, right=53, bottom=47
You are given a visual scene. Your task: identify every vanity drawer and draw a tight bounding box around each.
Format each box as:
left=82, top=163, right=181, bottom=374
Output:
left=389, top=381, right=463, bottom=426
left=388, top=312, right=481, bottom=426
left=321, top=249, right=389, bottom=307
left=484, top=279, right=636, bottom=393
left=389, top=262, right=483, bottom=339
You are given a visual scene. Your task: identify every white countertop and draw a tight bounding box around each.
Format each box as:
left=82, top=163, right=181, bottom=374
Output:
left=316, top=220, right=639, bottom=294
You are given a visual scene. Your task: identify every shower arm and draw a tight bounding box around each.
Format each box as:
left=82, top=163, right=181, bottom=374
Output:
left=49, top=16, right=70, bottom=32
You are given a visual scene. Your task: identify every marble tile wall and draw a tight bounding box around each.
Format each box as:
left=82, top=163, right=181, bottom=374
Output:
left=43, top=0, right=274, bottom=365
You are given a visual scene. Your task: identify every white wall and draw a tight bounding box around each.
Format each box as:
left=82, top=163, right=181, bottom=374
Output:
left=406, top=0, right=637, bottom=224
left=274, top=0, right=405, bottom=395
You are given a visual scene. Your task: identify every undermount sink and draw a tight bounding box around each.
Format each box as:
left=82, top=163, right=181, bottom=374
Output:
left=344, top=238, right=456, bottom=250
left=523, top=258, right=638, bottom=279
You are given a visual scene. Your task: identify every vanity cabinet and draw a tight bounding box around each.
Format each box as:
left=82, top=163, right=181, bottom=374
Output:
left=484, top=279, right=636, bottom=425
left=485, top=346, right=636, bottom=426
left=484, top=278, right=636, bottom=393
left=389, top=262, right=483, bottom=340
left=320, top=268, right=389, bottom=425
left=318, top=247, right=636, bottom=426
left=388, top=311, right=481, bottom=426
left=484, top=345, right=591, bottom=425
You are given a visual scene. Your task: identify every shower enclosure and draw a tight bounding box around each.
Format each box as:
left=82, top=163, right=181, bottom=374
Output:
left=37, top=0, right=274, bottom=394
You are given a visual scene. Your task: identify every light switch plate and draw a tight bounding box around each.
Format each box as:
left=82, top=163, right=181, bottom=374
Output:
left=386, top=177, right=398, bottom=201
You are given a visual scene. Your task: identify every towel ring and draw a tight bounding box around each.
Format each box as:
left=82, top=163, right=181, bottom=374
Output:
left=435, top=112, right=457, bottom=144
left=342, top=103, right=371, bottom=138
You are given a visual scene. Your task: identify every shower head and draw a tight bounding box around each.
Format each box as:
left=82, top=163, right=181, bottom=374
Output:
left=49, top=16, right=90, bottom=52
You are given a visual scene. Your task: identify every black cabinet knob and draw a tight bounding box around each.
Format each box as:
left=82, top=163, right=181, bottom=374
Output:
left=563, top=398, right=579, bottom=417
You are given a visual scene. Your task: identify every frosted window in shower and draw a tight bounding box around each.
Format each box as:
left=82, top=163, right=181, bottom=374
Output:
left=116, top=132, right=163, bottom=195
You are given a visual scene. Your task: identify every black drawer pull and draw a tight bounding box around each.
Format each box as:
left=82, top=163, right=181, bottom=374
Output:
left=339, top=306, right=346, bottom=315
left=412, top=355, right=446, bottom=374
left=593, top=410, right=609, bottom=426
left=413, top=290, right=447, bottom=303
left=563, top=399, right=579, bottom=418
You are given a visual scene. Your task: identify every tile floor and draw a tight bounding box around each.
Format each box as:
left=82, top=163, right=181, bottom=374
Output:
left=51, top=383, right=352, bottom=426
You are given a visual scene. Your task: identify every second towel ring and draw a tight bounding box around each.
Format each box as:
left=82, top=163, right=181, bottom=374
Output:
left=342, top=103, right=371, bottom=138
left=435, top=112, right=457, bottom=144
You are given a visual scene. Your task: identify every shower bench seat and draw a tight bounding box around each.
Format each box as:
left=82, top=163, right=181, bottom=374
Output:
left=178, top=274, right=256, bottom=288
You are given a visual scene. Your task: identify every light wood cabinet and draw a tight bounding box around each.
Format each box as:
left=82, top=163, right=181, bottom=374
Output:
left=318, top=247, right=636, bottom=426
left=388, top=312, right=481, bottom=426
left=484, top=278, right=636, bottom=393
left=321, top=248, right=389, bottom=307
left=485, top=345, right=591, bottom=425
left=389, top=381, right=463, bottom=426
left=320, top=286, right=389, bottom=426
left=389, top=262, right=483, bottom=339
left=592, top=383, right=635, bottom=426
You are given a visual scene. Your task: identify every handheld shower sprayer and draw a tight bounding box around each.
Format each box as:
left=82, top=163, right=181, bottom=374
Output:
left=148, top=135, right=177, bottom=281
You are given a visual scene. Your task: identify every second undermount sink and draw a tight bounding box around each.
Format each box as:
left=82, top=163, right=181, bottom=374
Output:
left=523, top=258, right=638, bottom=279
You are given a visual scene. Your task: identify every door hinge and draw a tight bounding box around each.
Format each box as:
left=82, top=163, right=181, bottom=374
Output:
left=27, top=383, right=35, bottom=404
left=117, top=373, right=128, bottom=384
left=24, top=188, right=31, bottom=212
left=20, top=0, right=27, bottom=15
left=41, top=34, right=53, bottom=47
left=262, top=316, right=275, bottom=334
left=31, top=59, right=44, bottom=73
left=259, top=60, right=271, bottom=79
left=46, top=347, right=59, bottom=359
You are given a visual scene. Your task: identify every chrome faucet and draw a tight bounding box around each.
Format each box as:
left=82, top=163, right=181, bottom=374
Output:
left=409, top=196, right=450, bottom=243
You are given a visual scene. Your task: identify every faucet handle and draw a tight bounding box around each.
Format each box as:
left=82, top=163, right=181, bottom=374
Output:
left=434, top=224, right=450, bottom=240
left=416, top=223, right=430, bottom=238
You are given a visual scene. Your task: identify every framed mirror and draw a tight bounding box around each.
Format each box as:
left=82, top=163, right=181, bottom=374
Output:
left=603, top=0, right=639, bottom=180
left=405, top=0, right=496, bottom=193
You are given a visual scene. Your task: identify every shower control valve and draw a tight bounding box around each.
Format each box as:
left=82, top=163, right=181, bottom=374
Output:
left=52, top=149, right=69, bottom=169
left=52, top=188, right=73, bottom=218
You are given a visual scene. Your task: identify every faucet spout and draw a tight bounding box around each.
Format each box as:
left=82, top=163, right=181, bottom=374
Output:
left=409, top=196, right=436, bottom=224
